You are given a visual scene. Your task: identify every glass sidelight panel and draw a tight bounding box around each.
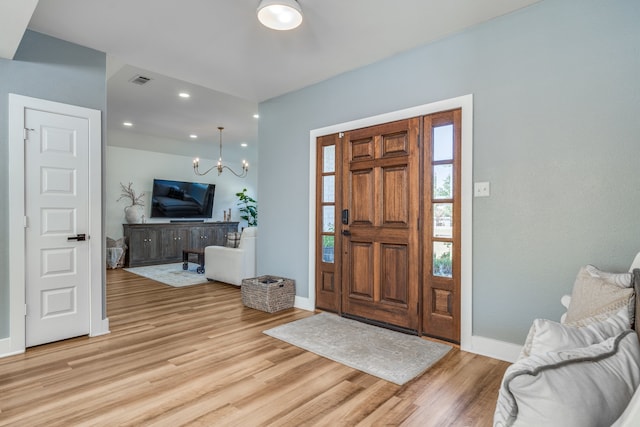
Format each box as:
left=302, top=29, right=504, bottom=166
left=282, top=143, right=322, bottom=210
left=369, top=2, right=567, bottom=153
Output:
left=433, top=164, right=453, bottom=199
left=323, top=175, right=335, bottom=203
left=433, top=203, right=453, bottom=238
left=323, top=145, right=335, bottom=173
left=323, top=206, right=335, bottom=233
left=433, top=124, right=453, bottom=161
left=322, top=236, right=335, bottom=263
left=433, top=241, right=453, bottom=278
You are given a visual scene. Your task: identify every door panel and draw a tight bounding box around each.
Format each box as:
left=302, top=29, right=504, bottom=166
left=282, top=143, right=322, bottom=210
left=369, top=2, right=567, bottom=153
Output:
left=350, top=170, right=374, bottom=225
left=25, top=109, right=90, bottom=347
left=342, top=118, right=420, bottom=331
left=382, top=166, right=408, bottom=225
left=348, top=242, right=374, bottom=299
left=380, top=243, right=408, bottom=305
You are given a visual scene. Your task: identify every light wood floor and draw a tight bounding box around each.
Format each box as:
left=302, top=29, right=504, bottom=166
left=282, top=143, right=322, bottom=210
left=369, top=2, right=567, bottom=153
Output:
left=0, top=269, right=509, bottom=426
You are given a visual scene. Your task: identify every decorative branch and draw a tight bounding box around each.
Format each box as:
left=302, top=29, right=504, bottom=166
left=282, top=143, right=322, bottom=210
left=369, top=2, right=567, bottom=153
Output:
left=117, top=182, right=145, bottom=206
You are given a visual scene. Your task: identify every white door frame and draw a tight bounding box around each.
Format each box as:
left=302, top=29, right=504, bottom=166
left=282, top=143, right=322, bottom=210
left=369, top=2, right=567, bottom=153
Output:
left=1, top=94, right=108, bottom=357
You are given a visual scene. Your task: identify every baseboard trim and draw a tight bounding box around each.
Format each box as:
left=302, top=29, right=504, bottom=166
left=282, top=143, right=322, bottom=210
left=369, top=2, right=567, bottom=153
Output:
left=90, top=318, right=111, bottom=337
left=464, top=335, right=522, bottom=363
left=0, top=337, right=25, bottom=359
left=294, top=296, right=314, bottom=311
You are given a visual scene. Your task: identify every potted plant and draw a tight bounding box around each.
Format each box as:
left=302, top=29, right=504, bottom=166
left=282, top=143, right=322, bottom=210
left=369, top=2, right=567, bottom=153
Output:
left=235, top=188, right=257, bottom=227
left=118, top=182, right=145, bottom=224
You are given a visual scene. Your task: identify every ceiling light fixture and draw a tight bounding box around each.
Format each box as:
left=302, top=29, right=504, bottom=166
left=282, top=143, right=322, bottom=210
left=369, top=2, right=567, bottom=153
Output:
left=193, top=127, right=248, bottom=178
left=257, top=0, right=303, bottom=31
left=123, top=122, right=133, bottom=127
left=189, top=134, right=198, bottom=139
left=179, top=92, right=190, bottom=98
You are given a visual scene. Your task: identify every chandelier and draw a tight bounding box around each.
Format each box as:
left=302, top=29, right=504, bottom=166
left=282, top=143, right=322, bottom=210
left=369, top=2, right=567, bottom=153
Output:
left=193, top=126, right=248, bottom=178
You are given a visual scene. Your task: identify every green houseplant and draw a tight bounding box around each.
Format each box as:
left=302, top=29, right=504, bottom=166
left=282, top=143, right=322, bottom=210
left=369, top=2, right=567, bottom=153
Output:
left=235, top=188, right=257, bottom=227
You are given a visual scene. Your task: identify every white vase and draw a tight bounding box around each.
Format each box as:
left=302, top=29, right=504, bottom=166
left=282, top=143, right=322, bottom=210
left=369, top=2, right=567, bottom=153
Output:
left=124, top=205, right=144, bottom=224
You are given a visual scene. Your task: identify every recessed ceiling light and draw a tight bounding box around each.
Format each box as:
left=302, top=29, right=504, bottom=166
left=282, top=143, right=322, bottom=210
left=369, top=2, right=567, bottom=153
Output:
left=123, top=122, right=133, bottom=127
left=179, top=92, right=190, bottom=98
left=253, top=114, right=260, bottom=119
left=241, top=143, right=248, bottom=147
left=190, top=134, right=198, bottom=139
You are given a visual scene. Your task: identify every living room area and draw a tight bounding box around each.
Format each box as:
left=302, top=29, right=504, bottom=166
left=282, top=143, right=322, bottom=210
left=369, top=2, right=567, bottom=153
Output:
left=2, top=0, right=640, bottom=425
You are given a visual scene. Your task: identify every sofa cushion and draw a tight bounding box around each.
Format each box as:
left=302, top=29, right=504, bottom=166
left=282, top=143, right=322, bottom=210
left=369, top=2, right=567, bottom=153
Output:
left=495, top=330, right=640, bottom=427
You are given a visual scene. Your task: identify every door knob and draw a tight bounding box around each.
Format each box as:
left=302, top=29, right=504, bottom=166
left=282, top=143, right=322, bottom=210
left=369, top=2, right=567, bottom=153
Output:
left=342, top=230, right=351, bottom=236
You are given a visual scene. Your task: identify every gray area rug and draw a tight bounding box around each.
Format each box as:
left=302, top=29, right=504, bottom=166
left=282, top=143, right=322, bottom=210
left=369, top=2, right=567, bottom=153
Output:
left=264, top=312, right=451, bottom=385
left=124, top=263, right=208, bottom=287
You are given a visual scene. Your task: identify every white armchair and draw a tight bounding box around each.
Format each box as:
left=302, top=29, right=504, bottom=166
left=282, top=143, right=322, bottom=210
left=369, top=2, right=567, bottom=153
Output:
left=204, top=227, right=257, bottom=286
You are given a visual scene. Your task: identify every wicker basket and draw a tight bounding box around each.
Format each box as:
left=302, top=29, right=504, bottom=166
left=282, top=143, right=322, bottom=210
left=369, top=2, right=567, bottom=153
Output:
left=241, top=275, right=295, bottom=313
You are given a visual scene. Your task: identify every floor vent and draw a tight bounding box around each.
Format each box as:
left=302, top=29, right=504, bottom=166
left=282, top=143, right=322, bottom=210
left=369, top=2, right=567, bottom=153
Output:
left=129, top=75, right=152, bottom=85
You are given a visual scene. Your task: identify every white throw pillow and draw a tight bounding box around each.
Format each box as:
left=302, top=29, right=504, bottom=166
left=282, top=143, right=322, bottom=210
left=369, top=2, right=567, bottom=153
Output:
left=519, top=308, right=630, bottom=359
left=495, top=330, right=640, bottom=427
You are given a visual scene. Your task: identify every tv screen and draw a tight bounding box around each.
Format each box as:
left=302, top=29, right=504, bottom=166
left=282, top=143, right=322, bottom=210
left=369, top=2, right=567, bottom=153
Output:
left=150, top=179, right=215, bottom=219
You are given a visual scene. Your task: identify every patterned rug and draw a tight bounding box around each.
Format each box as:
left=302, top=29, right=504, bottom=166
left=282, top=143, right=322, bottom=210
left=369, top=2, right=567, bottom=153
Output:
left=124, top=263, right=209, bottom=287
left=263, top=312, right=451, bottom=385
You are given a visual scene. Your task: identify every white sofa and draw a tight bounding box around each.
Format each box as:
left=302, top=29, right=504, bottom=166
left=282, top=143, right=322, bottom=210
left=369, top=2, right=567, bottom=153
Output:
left=494, top=253, right=640, bottom=426
left=565, top=253, right=640, bottom=427
left=204, top=227, right=256, bottom=286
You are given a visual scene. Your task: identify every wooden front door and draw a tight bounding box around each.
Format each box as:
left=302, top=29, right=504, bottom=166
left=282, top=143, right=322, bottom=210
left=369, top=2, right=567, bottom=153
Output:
left=340, top=119, right=420, bottom=331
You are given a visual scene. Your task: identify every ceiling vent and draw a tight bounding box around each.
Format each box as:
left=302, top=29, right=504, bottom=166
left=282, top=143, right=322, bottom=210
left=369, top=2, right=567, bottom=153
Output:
left=129, top=75, right=152, bottom=85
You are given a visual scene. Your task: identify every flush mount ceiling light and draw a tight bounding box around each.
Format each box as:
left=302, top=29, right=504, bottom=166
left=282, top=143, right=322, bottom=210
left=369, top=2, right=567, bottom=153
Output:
left=257, top=0, right=303, bottom=31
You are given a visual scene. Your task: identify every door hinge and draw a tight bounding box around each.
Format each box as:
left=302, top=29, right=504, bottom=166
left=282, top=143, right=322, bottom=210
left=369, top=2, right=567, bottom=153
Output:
left=23, top=128, right=34, bottom=140
left=24, top=216, right=28, bottom=228
left=417, top=302, right=420, bottom=313
left=25, top=304, right=28, bottom=316
left=339, top=132, right=344, bottom=138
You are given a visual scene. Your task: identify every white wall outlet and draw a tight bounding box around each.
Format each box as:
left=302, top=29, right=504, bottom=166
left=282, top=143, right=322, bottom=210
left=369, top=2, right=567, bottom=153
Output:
left=474, top=182, right=490, bottom=197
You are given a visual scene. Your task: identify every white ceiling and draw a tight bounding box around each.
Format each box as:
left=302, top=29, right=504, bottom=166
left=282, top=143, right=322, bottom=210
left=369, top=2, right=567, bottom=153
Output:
left=2, top=0, right=542, bottom=158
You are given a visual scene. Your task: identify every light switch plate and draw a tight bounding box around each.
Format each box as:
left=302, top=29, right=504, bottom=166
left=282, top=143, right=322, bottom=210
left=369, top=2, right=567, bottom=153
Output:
left=474, top=182, right=490, bottom=197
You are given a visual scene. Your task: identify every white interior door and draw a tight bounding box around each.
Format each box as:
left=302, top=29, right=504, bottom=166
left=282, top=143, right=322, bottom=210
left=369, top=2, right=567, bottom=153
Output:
left=25, top=108, right=90, bottom=347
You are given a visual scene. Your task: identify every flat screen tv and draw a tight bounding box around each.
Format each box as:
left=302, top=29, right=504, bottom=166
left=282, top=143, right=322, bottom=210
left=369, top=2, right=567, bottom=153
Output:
left=150, top=179, right=215, bottom=219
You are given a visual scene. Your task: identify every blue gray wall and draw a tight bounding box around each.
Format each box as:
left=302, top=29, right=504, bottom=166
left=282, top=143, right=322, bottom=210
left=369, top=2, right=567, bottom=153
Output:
left=0, top=31, right=106, bottom=338
left=257, top=0, right=640, bottom=344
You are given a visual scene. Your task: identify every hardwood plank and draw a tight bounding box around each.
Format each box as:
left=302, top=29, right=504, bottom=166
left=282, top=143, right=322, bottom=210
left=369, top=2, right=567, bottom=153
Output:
left=0, top=269, right=509, bottom=426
